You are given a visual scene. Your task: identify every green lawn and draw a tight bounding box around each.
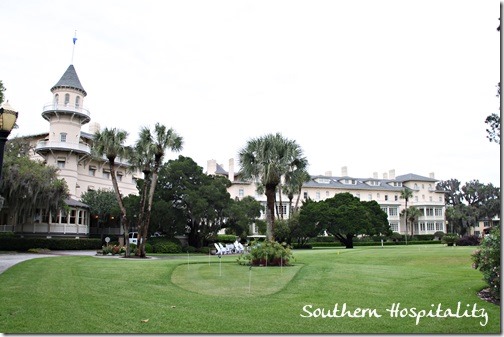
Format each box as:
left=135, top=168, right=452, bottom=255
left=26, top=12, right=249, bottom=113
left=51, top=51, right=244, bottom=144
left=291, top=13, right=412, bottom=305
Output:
left=0, top=245, right=500, bottom=333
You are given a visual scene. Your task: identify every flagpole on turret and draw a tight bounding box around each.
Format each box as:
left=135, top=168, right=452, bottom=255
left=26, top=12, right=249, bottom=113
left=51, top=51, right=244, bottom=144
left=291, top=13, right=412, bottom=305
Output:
left=71, top=30, right=77, bottom=64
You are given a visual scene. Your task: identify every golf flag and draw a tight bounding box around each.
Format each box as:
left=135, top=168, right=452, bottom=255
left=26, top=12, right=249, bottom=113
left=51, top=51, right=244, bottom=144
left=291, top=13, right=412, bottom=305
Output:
left=73, top=37, right=77, bottom=45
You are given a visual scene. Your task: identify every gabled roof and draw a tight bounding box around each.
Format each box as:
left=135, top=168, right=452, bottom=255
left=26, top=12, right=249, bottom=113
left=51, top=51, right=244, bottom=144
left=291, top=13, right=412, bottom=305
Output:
left=65, top=198, right=89, bottom=209
left=51, top=64, right=87, bottom=96
left=395, top=173, right=437, bottom=182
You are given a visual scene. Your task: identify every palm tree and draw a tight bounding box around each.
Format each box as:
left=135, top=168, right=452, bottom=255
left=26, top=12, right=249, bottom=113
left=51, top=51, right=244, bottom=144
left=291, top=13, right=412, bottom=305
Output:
left=400, top=188, right=414, bottom=238
left=238, top=133, right=307, bottom=240
left=406, top=206, right=422, bottom=236
left=92, top=128, right=132, bottom=255
left=135, top=123, right=183, bottom=257
left=282, top=168, right=311, bottom=218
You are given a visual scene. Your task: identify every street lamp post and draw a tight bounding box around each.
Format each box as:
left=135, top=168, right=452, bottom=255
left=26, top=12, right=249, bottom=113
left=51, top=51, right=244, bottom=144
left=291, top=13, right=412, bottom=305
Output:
left=0, top=101, right=19, bottom=209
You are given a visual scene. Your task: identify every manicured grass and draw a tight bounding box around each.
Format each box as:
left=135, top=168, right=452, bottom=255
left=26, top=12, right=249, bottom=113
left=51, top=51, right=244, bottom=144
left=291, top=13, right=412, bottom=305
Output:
left=0, top=246, right=499, bottom=333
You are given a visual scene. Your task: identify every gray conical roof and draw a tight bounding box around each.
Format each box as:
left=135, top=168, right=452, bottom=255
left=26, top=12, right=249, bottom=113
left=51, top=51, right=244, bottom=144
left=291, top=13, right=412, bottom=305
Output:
left=51, top=64, right=87, bottom=96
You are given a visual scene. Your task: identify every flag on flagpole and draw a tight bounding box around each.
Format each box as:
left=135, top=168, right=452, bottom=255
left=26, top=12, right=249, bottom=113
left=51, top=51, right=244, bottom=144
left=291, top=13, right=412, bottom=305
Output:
left=73, top=37, right=77, bottom=45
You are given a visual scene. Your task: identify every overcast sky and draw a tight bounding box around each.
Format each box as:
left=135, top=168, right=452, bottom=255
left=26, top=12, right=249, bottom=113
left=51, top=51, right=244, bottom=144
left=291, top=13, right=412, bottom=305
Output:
left=1, top=0, right=500, bottom=186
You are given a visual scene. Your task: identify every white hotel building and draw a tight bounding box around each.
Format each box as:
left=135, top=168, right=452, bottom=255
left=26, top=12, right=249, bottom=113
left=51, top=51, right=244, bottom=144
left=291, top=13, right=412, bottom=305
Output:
left=208, top=159, right=447, bottom=235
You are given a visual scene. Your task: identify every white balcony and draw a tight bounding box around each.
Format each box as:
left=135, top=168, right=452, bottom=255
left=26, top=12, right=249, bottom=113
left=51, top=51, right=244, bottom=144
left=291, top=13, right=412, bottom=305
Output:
left=42, top=103, right=91, bottom=123
left=35, top=140, right=91, bottom=155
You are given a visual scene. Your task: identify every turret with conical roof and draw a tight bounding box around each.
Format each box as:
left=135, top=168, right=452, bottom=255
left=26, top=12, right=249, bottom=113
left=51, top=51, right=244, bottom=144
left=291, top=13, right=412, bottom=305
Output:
left=35, top=64, right=92, bottom=198
left=51, top=64, right=87, bottom=96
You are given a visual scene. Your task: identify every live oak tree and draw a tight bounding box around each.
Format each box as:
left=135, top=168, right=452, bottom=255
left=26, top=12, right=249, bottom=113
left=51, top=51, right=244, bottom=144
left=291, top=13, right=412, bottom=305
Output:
left=437, top=178, right=500, bottom=235
left=0, top=138, right=69, bottom=223
left=154, top=156, right=232, bottom=248
left=80, top=189, right=120, bottom=241
left=299, top=192, right=391, bottom=249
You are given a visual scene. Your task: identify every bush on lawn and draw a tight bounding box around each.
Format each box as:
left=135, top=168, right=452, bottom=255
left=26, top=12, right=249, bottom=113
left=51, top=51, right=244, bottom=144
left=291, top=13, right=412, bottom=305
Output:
left=152, top=241, right=182, bottom=253
left=472, top=227, right=500, bottom=301
left=456, top=235, right=480, bottom=246
left=238, top=240, right=293, bottom=266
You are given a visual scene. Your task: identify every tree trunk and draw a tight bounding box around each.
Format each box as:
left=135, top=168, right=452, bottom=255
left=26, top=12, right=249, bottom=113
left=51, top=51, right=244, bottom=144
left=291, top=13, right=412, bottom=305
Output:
left=137, top=170, right=151, bottom=258
left=265, top=184, right=277, bottom=241
left=109, top=158, right=130, bottom=256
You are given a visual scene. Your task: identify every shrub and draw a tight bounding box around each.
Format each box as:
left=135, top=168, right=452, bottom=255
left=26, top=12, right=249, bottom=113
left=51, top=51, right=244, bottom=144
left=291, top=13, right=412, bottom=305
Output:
left=472, top=227, right=500, bottom=301
left=182, top=246, right=197, bottom=253
left=456, top=235, right=480, bottom=246
left=216, top=234, right=237, bottom=243
left=442, top=234, right=458, bottom=246
left=0, top=237, right=102, bottom=251
left=433, top=231, right=445, bottom=240
left=152, top=241, right=182, bottom=254
left=238, top=240, right=293, bottom=266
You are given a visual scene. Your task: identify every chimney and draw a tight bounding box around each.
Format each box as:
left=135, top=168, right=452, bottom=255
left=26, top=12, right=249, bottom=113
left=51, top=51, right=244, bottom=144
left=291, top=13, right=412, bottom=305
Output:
left=429, top=172, right=435, bottom=179
left=228, top=158, right=235, bottom=181
left=324, top=171, right=332, bottom=177
left=373, top=172, right=378, bottom=179
left=88, top=122, right=101, bottom=134
left=383, top=172, right=388, bottom=179
left=207, top=159, right=217, bottom=175
left=341, top=166, right=348, bottom=176
left=389, top=169, right=395, bottom=180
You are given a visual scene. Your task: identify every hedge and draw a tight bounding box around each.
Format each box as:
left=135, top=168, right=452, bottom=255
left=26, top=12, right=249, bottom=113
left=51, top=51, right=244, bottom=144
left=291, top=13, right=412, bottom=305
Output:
left=0, top=237, right=102, bottom=251
left=295, top=240, right=444, bottom=249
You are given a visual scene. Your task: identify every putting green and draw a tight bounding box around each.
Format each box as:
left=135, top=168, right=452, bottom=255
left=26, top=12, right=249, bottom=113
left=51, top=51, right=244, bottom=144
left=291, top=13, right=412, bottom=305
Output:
left=171, top=262, right=302, bottom=297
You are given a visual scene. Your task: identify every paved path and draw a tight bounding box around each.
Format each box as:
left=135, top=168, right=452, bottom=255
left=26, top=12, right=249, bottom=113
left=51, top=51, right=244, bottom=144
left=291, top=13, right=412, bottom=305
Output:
left=0, top=250, right=98, bottom=275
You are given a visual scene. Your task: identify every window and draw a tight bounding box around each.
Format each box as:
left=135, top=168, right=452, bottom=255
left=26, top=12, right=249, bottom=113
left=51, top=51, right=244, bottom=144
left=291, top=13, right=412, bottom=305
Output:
left=381, top=207, right=387, bottom=214
left=368, top=194, right=372, bottom=200
left=64, top=93, right=70, bottom=105
left=88, top=166, right=96, bottom=176
left=426, top=208, right=434, bottom=216
left=384, top=195, right=388, bottom=201
left=394, top=195, right=398, bottom=201
left=69, top=209, right=76, bottom=224
left=303, top=192, right=308, bottom=200
left=414, top=183, right=418, bottom=189
left=390, top=223, right=399, bottom=232
left=239, top=189, right=244, bottom=197
left=316, top=191, right=320, bottom=200
left=54, top=94, right=59, bottom=104
left=117, top=173, right=123, bottom=182
left=326, top=191, right=330, bottom=197
left=435, top=208, right=443, bottom=216
left=276, top=204, right=287, bottom=215
left=102, top=170, right=110, bottom=179
left=75, top=96, right=80, bottom=108
left=419, top=222, right=426, bottom=231
left=57, top=159, right=65, bottom=168
left=60, top=132, right=67, bottom=142
left=427, top=222, right=435, bottom=231
left=435, top=222, right=444, bottom=231
left=389, top=207, right=398, bottom=216
left=439, top=196, right=442, bottom=202
left=377, top=193, right=380, bottom=200
left=414, top=196, right=418, bottom=202
left=429, top=196, right=433, bottom=202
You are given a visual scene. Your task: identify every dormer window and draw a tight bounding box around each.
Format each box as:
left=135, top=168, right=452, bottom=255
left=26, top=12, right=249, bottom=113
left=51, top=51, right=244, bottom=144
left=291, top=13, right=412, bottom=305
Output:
left=341, top=179, right=356, bottom=185
left=315, top=178, right=331, bottom=184
left=60, top=133, right=67, bottom=142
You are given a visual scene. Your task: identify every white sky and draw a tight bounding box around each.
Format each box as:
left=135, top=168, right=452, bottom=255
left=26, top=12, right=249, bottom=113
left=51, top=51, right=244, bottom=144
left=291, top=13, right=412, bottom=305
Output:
left=1, top=0, right=501, bottom=186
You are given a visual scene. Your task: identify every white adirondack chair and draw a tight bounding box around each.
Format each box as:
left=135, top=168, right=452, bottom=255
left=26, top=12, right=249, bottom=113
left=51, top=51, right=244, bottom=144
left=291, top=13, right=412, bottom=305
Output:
left=214, top=242, right=225, bottom=255
left=218, top=242, right=230, bottom=254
